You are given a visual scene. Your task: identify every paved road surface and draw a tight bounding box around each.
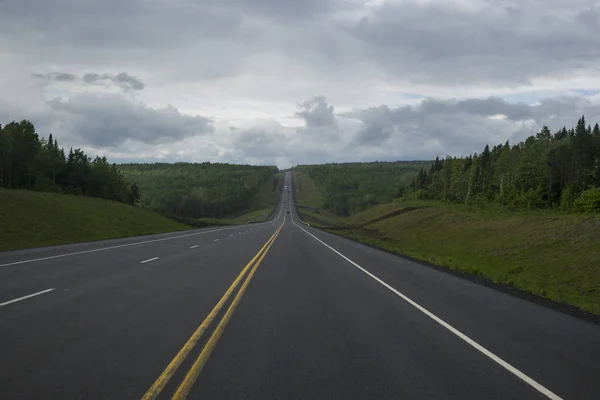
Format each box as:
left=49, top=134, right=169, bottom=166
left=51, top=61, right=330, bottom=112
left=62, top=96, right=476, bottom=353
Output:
left=1, top=172, right=599, bottom=399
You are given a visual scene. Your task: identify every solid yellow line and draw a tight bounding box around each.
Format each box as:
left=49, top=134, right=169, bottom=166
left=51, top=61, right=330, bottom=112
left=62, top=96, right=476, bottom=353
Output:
left=170, top=223, right=283, bottom=400
left=141, top=223, right=283, bottom=400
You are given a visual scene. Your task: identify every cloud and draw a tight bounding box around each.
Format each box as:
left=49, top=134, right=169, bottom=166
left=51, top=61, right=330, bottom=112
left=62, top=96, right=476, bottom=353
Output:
left=46, top=93, right=213, bottom=147
left=30, top=70, right=146, bottom=93
left=114, top=72, right=145, bottom=91
left=343, top=95, right=600, bottom=159
left=296, top=96, right=336, bottom=128
left=351, top=105, right=396, bottom=145
left=32, top=72, right=77, bottom=82
left=295, top=96, right=339, bottom=141
left=345, top=0, right=600, bottom=87
left=2, top=0, right=600, bottom=168
left=83, top=72, right=145, bottom=91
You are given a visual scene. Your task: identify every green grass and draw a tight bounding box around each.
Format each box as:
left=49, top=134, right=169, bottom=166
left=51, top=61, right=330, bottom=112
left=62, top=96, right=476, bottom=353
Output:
left=245, top=172, right=284, bottom=215
left=327, top=200, right=600, bottom=315
left=293, top=172, right=343, bottom=226
left=228, top=207, right=273, bottom=224
left=0, top=189, right=192, bottom=251
left=293, top=171, right=323, bottom=208
left=331, top=202, right=405, bottom=227
left=234, top=172, right=283, bottom=222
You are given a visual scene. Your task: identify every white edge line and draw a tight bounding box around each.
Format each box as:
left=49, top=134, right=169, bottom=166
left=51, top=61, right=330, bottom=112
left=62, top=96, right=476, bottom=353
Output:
left=298, top=214, right=310, bottom=227
left=189, top=245, right=199, bottom=249
left=290, top=217, right=563, bottom=400
left=0, top=288, right=56, bottom=308
left=140, top=257, right=159, bottom=264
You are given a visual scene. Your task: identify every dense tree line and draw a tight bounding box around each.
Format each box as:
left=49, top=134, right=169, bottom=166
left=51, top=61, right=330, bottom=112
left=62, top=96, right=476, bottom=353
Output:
left=407, top=116, right=600, bottom=212
left=118, top=163, right=279, bottom=218
left=0, top=120, right=140, bottom=205
left=296, top=162, right=427, bottom=216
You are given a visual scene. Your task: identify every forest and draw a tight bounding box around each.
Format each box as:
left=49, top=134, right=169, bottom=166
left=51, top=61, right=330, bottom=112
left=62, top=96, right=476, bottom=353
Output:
left=407, top=116, right=600, bottom=212
left=118, top=163, right=279, bottom=219
left=0, top=120, right=140, bottom=205
left=295, top=161, right=428, bottom=216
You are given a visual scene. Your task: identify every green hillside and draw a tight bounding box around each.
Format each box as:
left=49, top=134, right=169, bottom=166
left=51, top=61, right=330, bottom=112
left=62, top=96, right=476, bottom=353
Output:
left=326, top=200, right=600, bottom=315
left=185, top=172, right=284, bottom=226
left=118, top=162, right=279, bottom=219
left=0, top=189, right=191, bottom=251
left=292, top=171, right=343, bottom=226
left=294, top=162, right=426, bottom=216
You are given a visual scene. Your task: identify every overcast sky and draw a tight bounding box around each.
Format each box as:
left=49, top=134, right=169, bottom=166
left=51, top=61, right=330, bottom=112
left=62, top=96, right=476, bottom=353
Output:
left=1, top=0, right=600, bottom=168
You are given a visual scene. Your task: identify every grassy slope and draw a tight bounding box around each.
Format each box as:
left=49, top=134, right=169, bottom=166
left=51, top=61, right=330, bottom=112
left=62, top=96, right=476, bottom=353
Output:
left=330, top=202, right=405, bottom=227
left=329, top=200, right=600, bottom=315
left=239, top=172, right=283, bottom=221
left=190, top=173, right=284, bottom=226
left=292, top=171, right=600, bottom=314
left=292, top=172, right=343, bottom=225
left=0, top=189, right=191, bottom=251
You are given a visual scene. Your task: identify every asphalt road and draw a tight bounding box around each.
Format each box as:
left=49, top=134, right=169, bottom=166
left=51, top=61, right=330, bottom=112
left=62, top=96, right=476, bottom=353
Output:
left=1, top=172, right=599, bottom=399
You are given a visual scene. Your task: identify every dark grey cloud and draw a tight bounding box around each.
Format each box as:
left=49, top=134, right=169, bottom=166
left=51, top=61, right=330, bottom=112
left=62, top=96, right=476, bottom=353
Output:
left=83, top=72, right=145, bottom=91
left=82, top=73, right=109, bottom=84
left=47, top=93, right=213, bottom=147
left=0, top=0, right=256, bottom=52
left=345, top=0, right=600, bottom=86
left=31, top=71, right=145, bottom=91
left=353, top=105, right=396, bottom=145
left=32, top=72, right=77, bottom=82
left=114, top=72, right=145, bottom=91
left=4, top=0, right=599, bottom=91
left=344, top=95, right=600, bottom=157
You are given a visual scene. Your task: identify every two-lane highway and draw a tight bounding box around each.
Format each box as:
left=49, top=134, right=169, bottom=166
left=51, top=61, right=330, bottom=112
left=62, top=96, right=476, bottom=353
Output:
left=1, top=172, right=599, bottom=399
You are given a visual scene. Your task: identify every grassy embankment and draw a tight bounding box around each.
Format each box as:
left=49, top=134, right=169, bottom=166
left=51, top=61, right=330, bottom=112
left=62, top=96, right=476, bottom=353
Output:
left=294, top=173, right=600, bottom=315
left=1, top=173, right=283, bottom=251
left=227, top=172, right=284, bottom=224
left=0, top=189, right=192, bottom=251
left=292, top=171, right=343, bottom=226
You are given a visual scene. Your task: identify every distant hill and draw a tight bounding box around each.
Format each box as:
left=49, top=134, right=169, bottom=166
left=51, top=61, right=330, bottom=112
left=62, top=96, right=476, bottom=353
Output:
left=0, top=189, right=191, bottom=251
left=118, top=162, right=279, bottom=219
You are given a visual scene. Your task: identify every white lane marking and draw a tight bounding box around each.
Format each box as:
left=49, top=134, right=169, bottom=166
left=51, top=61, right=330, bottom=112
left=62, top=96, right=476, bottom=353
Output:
left=213, top=239, right=219, bottom=242
left=1, top=184, right=288, bottom=269
left=140, top=257, right=159, bottom=264
left=0, top=288, right=55, bottom=308
left=190, top=245, right=199, bottom=249
left=0, top=225, right=256, bottom=269
left=229, top=234, right=233, bottom=237
left=291, top=218, right=563, bottom=400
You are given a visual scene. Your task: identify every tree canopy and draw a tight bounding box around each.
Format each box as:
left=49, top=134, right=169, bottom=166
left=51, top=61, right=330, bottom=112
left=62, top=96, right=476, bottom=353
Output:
left=406, top=116, right=600, bottom=212
left=118, top=163, right=279, bottom=219
left=0, top=120, right=139, bottom=205
left=295, top=161, right=427, bottom=216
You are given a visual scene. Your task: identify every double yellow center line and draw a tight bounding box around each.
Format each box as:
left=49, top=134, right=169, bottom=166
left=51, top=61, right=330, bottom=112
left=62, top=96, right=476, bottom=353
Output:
left=141, top=221, right=285, bottom=400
